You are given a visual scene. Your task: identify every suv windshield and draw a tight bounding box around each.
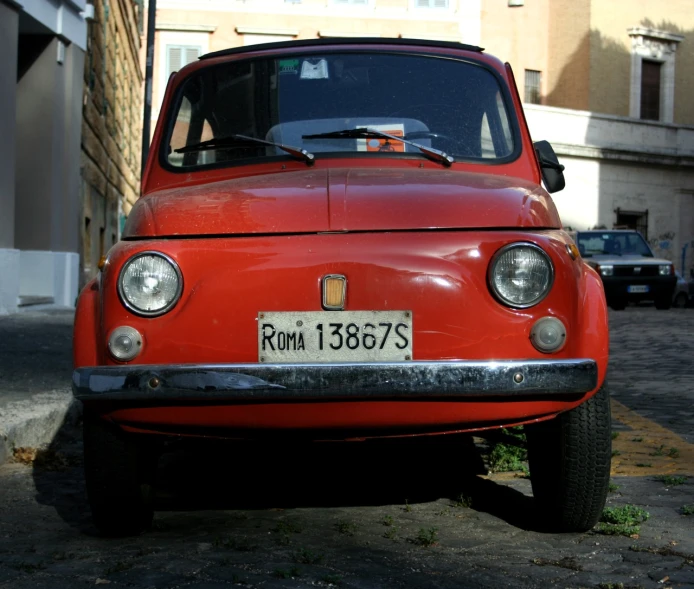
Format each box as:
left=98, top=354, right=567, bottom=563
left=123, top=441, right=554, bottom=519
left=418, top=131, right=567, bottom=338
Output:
left=576, top=231, right=653, bottom=257
left=164, top=51, right=517, bottom=169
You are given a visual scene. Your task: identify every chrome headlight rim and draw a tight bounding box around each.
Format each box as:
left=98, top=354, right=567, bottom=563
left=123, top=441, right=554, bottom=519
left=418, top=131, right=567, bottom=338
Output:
left=117, top=251, right=183, bottom=317
left=487, top=242, right=555, bottom=309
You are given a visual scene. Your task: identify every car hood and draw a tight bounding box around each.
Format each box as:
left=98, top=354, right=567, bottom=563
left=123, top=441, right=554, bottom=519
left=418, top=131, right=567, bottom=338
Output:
left=123, top=168, right=561, bottom=237
left=583, top=254, right=672, bottom=266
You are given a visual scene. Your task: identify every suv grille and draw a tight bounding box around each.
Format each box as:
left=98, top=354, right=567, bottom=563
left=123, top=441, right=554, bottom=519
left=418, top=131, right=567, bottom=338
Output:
left=614, top=266, right=659, bottom=277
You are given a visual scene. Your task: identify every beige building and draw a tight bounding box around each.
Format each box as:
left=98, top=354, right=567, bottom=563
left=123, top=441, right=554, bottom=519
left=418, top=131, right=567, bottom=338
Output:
left=482, top=0, right=693, bottom=126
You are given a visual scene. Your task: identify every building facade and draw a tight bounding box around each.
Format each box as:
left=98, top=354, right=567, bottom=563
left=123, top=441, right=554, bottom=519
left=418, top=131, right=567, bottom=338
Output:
left=0, top=0, right=144, bottom=314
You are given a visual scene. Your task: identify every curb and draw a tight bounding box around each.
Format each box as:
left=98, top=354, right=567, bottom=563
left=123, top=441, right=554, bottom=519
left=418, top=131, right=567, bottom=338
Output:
left=0, top=392, right=81, bottom=466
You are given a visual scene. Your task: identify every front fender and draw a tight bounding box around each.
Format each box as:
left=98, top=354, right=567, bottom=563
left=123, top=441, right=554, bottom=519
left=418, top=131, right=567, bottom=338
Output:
left=575, top=263, right=609, bottom=390
left=73, top=277, right=101, bottom=368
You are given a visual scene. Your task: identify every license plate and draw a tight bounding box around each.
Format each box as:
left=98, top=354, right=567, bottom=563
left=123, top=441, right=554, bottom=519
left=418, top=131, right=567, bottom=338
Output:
left=627, top=285, right=649, bottom=293
left=258, top=311, right=412, bottom=363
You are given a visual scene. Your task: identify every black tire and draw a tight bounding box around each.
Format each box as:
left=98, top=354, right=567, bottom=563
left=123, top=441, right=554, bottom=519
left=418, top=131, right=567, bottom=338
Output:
left=673, top=293, right=688, bottom=309
left=83, top=412, right=156, bottom=536
left=655, top=296, right=673, bottom=310
left=526, top=385, right=611, bottom=532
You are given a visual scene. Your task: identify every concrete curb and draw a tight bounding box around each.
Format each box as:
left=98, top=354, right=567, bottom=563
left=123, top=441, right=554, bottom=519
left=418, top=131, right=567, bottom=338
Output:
left=0, top=391, right=81, bottom=465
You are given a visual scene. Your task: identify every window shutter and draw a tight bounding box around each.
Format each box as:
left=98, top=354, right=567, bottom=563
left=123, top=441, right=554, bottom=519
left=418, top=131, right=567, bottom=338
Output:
left=415, top=0, right=429, bottom=6
left=433, top=0, right=448, bottom=8
left=167, top=46, right=182, bottom=76
left=185, top=46, right=201, bottom=65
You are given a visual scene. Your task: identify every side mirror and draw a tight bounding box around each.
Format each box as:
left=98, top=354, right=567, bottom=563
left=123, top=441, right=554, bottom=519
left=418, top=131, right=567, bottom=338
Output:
left=534, top=140, right=566, bottom=193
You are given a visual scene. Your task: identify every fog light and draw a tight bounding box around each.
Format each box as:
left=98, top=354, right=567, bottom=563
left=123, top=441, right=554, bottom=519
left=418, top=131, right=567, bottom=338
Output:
left=108, top=326, right=143, bottom=361
left=530, top=317, right=566, bottom=353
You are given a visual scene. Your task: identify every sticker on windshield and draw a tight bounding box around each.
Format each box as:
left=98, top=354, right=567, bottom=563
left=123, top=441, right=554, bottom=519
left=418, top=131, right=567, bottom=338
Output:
left=300, top=59, right=329, bottom=80
left=357, top=124, right=406, bottom=153
left=279, top=59, right=300, bottom=75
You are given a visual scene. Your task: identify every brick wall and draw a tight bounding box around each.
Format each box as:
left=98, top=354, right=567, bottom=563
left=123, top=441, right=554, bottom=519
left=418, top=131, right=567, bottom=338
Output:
left=80, top=0, right=143, bottom=286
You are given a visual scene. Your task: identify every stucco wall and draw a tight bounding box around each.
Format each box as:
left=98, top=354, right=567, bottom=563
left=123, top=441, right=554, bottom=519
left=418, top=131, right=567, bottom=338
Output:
left=525, top=104, right=694, bottom=272
left=588, top=0, right=693, bottom=125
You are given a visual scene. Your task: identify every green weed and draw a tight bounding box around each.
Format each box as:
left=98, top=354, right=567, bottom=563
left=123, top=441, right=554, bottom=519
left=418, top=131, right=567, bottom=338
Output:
left=596, top=504, right=649, bottom=536
left=274, top=566, right=301, bottom=579
left=274, top=520, right=303, bottom=535
left=381, top=515, right=394, bottom=526
left=486, top=427, right=527, bottom=472
left=611, top=450, right=621, bottom=457
left=294, top=548, right=324, bottom=565
left=681, top=504, right=694, bottom=516
left=383, top=527, right=397, bottom=540
left=608, top=481, right=620, bottom=493
left=668, top=447, right=680, bottom=458
left=611, top=432, right=620, bottom=440
left=412, top=527, right=439, bottom=547
left=631, top=437, right=643, bottom=442
left=654, top=475, right=687, bottom=486
left=335, top=519, right=358, bottom=536
left=403, top=499, right=412, bottom=513
left=452, top=493, right=473, bottom=508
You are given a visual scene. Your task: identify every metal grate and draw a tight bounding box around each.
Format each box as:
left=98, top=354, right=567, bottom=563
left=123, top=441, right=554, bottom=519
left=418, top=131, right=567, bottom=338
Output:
left=524, top=69, right=541, bottom=104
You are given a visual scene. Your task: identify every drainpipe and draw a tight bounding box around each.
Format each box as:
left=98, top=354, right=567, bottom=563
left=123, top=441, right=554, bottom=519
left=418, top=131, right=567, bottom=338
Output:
left=141, top=0, right=157, bottom=179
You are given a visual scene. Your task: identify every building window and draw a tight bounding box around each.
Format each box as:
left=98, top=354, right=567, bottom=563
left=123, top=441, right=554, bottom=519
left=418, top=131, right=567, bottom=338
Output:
left=524, top=69, right=541, bottom=104
left=166, top=45, right=201, bottom=77
left=640, top=60, right=661, bottom=121
left=332, top=0, right=369, bottom=5
left=614, top=208, right=648, bottom=240
left=414, top=0, right=449, bottom=8
left=628, top=27, right=682, bottom=123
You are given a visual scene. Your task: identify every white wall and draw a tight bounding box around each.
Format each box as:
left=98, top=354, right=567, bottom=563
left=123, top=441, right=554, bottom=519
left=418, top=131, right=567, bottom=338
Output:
left=524, top=104, right=694, bottom=270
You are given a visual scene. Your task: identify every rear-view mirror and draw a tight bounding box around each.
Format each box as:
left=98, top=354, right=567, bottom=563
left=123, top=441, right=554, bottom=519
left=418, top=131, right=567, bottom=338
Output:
left=534, top=140, right=565, bottom=193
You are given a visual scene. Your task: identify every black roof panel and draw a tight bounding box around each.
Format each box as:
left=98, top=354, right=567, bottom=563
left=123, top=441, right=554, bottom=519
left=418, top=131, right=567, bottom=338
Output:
left=201, top=37, right=484, bottom=60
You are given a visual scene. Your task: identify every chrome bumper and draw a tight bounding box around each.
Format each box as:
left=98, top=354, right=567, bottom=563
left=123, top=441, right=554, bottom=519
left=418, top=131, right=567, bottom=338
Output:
left=72, top=359, right=598, bottom=402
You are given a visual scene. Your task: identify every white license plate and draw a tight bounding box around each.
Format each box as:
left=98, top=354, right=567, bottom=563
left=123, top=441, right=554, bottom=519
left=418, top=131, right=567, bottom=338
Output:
left=627, top=285, right=649, bottom=293
left=258, top=311, right=412, bottom=363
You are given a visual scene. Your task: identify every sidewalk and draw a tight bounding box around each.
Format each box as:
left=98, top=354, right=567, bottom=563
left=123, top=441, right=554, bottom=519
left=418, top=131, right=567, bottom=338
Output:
left=0, top=309, right=78, bottom=464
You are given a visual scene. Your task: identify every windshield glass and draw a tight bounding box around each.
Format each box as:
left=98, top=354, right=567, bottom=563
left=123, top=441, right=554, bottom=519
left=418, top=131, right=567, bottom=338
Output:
left=576, top=232, right=653, bottom=257
left=164, top=52, right=517, bottom=169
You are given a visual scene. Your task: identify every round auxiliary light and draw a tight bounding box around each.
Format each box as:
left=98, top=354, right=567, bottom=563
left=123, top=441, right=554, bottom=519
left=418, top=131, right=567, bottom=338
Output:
left=488, top=243, right=554, bottom=308
left=118, top=252, right=182, bottom=316
left=530, top=317, right=567, bottom=353
left=108, top=326, right=143, bottom=361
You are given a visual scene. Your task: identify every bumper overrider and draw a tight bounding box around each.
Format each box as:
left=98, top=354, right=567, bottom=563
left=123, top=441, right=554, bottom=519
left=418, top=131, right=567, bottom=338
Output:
left=73, top=359, right=598, bottom=403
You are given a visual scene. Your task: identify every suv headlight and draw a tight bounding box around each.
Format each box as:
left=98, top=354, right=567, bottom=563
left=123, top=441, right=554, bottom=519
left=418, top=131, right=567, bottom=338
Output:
left=659, top=264, right=673, bottom=276
left=118, top=252, right=183, bottom=316
left=598, top=264, right=614, bottom=277
left=488, top=243, right=554, bottom=308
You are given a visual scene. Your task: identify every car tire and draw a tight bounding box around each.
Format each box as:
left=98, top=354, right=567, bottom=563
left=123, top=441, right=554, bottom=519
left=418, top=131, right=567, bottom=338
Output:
left=655, top=297, right=672, bottom=310
left=83, top=412, right=156, bottom=536
left=608, top=298, right=626, bottom=310
left=673, top=293, right=688, bottom=308
left=525, top=385, right=611, bottom=532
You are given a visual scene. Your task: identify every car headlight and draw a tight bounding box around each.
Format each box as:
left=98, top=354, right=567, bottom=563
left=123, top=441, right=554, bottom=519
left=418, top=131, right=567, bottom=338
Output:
left=659, top=264, right=673, bottom=276
left=598, top=264, right=614, bottom=277
left=488, top=243, right=554, bottom=308
left=118, top=252, right=183, bottom=316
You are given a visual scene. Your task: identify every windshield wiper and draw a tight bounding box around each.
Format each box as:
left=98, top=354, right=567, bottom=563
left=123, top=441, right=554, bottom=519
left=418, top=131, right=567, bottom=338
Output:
left=175, top=134, right=315, bottom=166
left=302, top=127, right=454, bottom=167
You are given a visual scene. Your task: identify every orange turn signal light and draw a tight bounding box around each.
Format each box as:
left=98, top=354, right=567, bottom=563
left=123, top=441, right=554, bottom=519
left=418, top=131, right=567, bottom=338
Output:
left=566, top=244, right=580, bottom=260
left=323, top=275, right=346, bottom=310
left=97, top=255, right=107, bottom=271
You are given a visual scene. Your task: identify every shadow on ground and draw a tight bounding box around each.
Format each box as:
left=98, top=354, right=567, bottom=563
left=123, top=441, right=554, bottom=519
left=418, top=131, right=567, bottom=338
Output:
left=32, top=421, right=543, bottom=536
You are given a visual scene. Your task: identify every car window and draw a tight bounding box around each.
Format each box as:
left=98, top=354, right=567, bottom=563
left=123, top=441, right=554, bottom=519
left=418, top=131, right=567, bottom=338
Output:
left=576, top=232, right=653, bottom=257
left=165, top=52, right=518, bottom=169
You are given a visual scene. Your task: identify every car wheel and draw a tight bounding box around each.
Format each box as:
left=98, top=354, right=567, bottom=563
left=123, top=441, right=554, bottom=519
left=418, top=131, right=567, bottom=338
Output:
left=655, top=296, right=672, bottom=310
left=609, top=299, right=626, bottom=310
left=525, top=385, right=611, bottom=532
left=673, top=293, right=688, bottom=308
left=83, top=412, right=156, bottom=536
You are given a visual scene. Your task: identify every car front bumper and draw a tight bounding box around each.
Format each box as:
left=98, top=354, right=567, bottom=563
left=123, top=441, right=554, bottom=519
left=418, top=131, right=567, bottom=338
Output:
left=73, top=359, right=598, bottom=403
left=601, top=275, right=677, bottom=300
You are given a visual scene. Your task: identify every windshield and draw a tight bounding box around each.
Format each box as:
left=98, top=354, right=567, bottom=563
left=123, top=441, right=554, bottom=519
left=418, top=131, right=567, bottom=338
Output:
left=576, top=232, right=653, bottom=257
left=164, top=51, right=517, bottom=169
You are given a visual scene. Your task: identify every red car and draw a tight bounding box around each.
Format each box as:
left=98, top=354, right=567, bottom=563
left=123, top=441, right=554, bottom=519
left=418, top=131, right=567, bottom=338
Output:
left=73, top=38, right=611, bottom=536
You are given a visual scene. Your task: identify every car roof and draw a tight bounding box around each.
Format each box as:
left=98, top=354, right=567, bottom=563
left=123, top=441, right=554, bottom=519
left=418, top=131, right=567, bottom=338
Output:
left=201, top=37, right=485, bottom=61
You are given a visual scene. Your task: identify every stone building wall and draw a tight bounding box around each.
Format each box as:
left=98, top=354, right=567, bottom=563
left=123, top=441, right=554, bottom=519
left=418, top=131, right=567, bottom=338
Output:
left=81, top=0, right=143, bottom=286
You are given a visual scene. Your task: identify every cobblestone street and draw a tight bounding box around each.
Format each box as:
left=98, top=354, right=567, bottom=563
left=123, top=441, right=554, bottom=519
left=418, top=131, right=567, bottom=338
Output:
left=0, top=308, right=692, bottom=589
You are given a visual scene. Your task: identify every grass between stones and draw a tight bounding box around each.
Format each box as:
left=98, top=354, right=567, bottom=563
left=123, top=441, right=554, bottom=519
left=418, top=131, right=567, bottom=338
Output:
left=595, top=505, right=650, bottom=537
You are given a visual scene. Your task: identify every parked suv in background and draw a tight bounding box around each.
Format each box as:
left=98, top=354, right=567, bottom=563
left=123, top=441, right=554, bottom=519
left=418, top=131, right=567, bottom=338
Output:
left=575, top=230, right=676, bottom=310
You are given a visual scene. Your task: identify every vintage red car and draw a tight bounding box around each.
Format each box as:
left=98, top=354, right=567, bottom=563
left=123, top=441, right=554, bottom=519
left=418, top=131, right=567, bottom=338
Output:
left=73, top=38, right=611, bottom=536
